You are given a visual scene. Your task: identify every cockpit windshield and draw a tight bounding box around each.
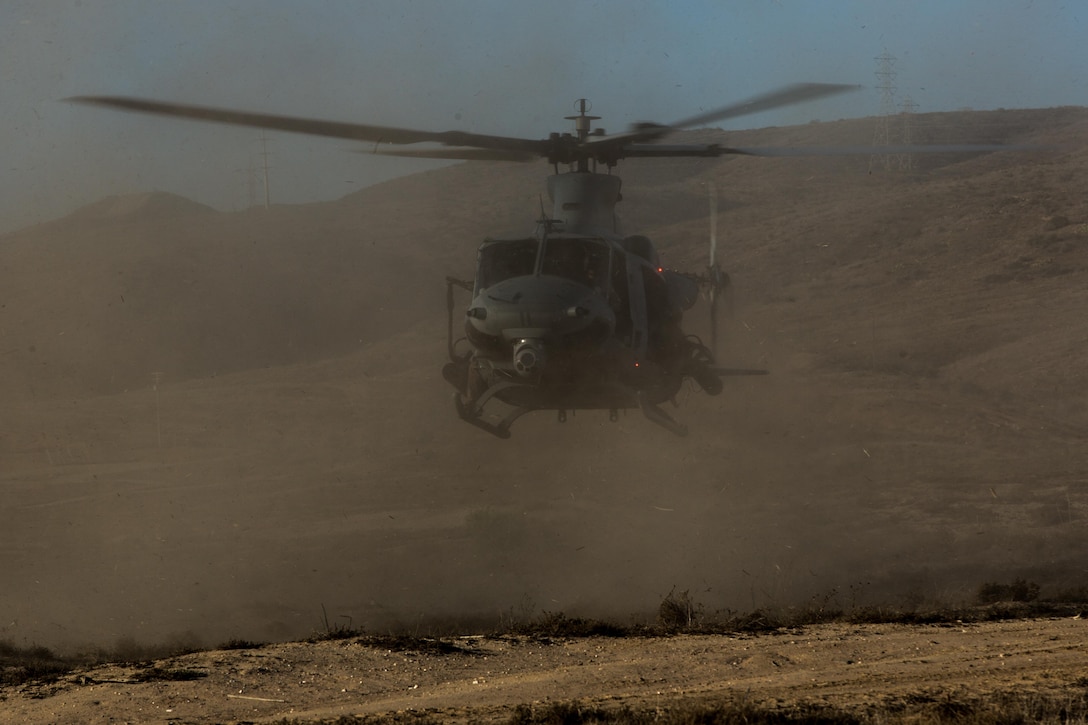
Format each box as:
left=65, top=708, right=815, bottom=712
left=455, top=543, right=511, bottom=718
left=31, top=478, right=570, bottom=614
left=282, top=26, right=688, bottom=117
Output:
left=476, top=239, right=538, bottom=290
left=541, top=237, right=609, bottom=290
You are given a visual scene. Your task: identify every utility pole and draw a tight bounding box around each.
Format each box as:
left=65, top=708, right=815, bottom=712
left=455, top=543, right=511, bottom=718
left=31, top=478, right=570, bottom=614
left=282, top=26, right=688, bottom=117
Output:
left=259, top=132, right=272, bottom=209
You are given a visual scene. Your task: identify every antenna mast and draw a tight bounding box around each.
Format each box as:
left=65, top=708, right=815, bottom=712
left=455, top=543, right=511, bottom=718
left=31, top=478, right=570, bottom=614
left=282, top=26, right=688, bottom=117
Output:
left=565, top=99, right=601, bottom=172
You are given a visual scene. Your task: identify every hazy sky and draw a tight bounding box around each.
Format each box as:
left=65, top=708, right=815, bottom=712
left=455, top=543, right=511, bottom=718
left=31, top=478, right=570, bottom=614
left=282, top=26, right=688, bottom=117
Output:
left=3, top=0, right=1085, bottom=233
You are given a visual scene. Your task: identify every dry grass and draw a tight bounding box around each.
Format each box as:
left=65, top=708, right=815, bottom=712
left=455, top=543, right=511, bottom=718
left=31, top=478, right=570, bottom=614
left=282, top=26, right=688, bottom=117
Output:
left=266, top=687, right=1088, bottom=724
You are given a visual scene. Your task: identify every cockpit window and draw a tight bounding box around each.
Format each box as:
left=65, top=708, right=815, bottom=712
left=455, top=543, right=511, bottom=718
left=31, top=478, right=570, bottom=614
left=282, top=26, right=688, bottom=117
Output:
left=541, top=238, right=609, bottom=289
left=476, top=239, right=538, bottom=290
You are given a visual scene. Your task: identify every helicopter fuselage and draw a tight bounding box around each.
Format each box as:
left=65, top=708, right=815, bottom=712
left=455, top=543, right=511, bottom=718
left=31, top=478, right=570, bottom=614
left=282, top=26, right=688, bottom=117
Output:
left=444, top=205, right=712, bottom=437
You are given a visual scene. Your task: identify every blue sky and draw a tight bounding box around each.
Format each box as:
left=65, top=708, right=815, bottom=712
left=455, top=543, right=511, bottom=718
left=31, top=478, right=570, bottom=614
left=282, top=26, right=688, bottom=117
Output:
left=2, top=0, right=1085, bottom=233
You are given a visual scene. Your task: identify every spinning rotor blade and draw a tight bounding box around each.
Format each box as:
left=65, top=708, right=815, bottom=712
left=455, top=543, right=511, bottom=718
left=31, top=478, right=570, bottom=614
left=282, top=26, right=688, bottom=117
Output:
left=594, top=141, right=1043, bottom=161
left=621, top=144, right=758, bottom=158
left=669, top=82, right=861, bottom=130
left=590, top=83, right=860, bottom=148
left=731, top=143, right=1052, bottom=157
left=71, top=86, right=1036, bottom=172
left=367, top=146, right=538, bottom=162
left=66, top=95, right=549, bottom=154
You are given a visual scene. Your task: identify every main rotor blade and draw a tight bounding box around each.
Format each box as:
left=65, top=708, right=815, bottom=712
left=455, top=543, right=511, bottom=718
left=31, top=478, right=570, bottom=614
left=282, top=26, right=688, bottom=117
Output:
left=66, top=95, right=549, bottom=153
left=620, top=143, right=758, bottom=158
left=588, top=83, right=860, bottom=148
left=669, top=82, right=861, bottom=130
left=367, top=146, right=538, bottom=162
left=732, top=143, right=1054, bottom=157
left=609, top=140, right=1053, bottom=162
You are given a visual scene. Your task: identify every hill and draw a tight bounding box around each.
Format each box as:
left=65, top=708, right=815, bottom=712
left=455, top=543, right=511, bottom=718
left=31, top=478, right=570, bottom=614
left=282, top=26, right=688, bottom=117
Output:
left=60, top=191, right=217, bottom=223
left=2, top=106, right=1088, bottom=657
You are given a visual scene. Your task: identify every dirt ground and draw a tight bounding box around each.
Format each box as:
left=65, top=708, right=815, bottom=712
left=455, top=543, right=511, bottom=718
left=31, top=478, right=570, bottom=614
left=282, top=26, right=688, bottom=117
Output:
left=3, top=107, right=1088, bottom=722
left=5, top=617, right=1088, bottom=723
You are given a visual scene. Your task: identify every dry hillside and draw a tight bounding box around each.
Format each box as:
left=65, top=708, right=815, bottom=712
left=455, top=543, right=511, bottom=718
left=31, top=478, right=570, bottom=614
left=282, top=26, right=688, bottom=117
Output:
left=2, top=107, right=1088, bottom=661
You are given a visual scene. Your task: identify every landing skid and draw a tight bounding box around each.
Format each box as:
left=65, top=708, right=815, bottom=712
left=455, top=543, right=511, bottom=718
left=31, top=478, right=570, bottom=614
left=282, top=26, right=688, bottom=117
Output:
left=638, top=391, right=688, bottom=436
left=453, top=380, right=533, bottom=440
left=453, top=384, right=693, bottom=439
left=453, top=393, right=524, bottom=439
left=446, top=356, right=768, bottom=438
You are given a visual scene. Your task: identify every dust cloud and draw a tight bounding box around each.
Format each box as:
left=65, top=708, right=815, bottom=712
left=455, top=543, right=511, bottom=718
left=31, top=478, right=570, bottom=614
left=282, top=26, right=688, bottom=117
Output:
left=4, top=108, right=1088, bottom=653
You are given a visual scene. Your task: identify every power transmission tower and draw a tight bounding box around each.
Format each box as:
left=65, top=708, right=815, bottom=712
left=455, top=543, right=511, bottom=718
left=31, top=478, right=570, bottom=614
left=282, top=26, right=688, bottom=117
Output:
left=869, top=50, right=899, bottom=172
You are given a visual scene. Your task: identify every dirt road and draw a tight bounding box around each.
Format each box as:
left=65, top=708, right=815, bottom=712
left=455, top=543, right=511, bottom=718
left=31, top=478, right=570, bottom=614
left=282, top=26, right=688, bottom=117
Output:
left=5, top=616, right=1088, bottom=723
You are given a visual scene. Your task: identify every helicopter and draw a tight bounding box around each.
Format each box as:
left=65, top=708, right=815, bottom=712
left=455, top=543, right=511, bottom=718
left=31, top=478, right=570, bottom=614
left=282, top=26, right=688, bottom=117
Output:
left=69, top=82, right=1021, bottom=438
